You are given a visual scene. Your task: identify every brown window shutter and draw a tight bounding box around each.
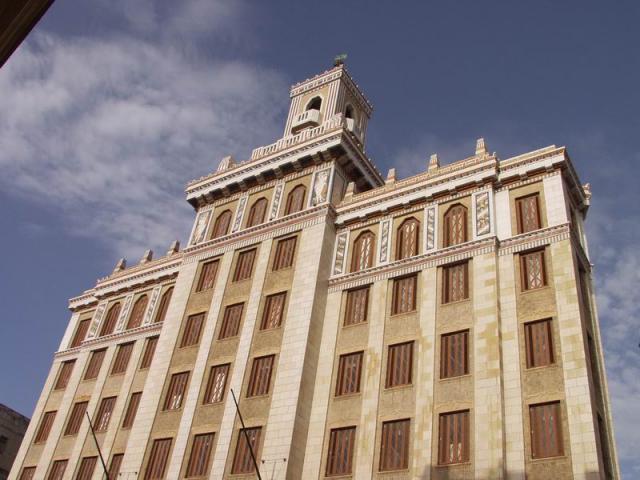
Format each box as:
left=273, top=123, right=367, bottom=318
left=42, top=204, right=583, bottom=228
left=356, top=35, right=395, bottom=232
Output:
left=180, top=313, right=206, bottom=347
left=521, top=250, right=546, bottom=290
left=247, top=355, right=275, bottom=397
left=386, top=341, right=414, bottom=388
left=344, top=286, right=369, bottom=326
left=154, top=287, right=173, bottom=323
left=75, top=456, right=97, bottom=480
left=122, top=392, right=142, bottom=429
left=273, top=237, right=297, bottom=270
left=19, top=467, right=36, bottom=480
left=127, top=295, right=148, bottom=330
left=204, top=364, right=230, bottom=404
left=64, top=401, right=88, bottom=436
left=231, top=427, right=262, bottom=474
left=260, top=293, right=286, bottom=330
left=379, top=419, right=410, bottom=471
left=246, top=198, right=267, bottom=227
left=397, top=218, right=419, bottom=260
left=47, top=460, right=68, bottom=480
left=438, top=410, right=470, bottom=465
left=443, top=262, right=469, bottom=303
left=219, top=303, right=243, bottom=339
left=108, top=454, right=124, bottom=479
left=94, top=396, right=116, bottom=432
left=525, top=319, right=554, bottom=368
left=326, top=426, right=356, bottom=476
left=100, top=302, right=121, bottom=336
left=70, top=319, right=91, bottom=348
left=211, top=209, right=232, bottom=239
left=196, top=260, right=219, bottom=292
left=34, top=411, right=56, bottom=443
left=54, top=360, right=76, bottom=390
left=144, top=438, right=172, bottom=480
left=335, top=351, right=363, bottom=396
left=163, top=372, right=189, bottom=410
left=351, top=231, right=375, bottom=272
left=233, top=249, right=256, bottom=282
left=185, top=432, right=215, bottom=477
left=516, top=194, right=541, bottom=234
left=285, top=185, right=306, bottom=215
left=392, top=275, right=417, bottom=315
left=84, top=348, right=106, bottom=380
left=530, top=402, right=563, bottom=459
left=440, top=330, right=469, bottom=378
left=111, top=342, right=134, bottom=375
left=444, top=204, right=467, bottom=247
left=140, top=336, right=159, bottom=370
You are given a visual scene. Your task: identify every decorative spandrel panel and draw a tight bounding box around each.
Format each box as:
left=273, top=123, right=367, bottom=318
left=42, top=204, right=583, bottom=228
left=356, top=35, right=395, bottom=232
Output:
left=474, top=190, right=492, bottom=238
left=115, top=294, right=134, bottom=332
left=86, top=301, right=107, bottom=339
left=425, top=206, right=437, bottom=251
left=232, top=194, right=248, bottom=233
left=309, top=168, right=331, bottom=207
left=333, top=231, right=350, bottom=276
left=269, top=182, right=284, bottom=221
left=190, top=209, right=212, bottom=246
left=378, top=219, right=392, bottom=264
left=142, top=286, right=162, bottom=326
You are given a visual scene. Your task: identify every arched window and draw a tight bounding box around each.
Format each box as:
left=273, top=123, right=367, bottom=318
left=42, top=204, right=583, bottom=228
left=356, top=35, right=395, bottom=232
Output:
left=351, top=231, right=375, bottom=272
left=100, top=302, right=121, bottom=337
left=127, top=295, right=148, bottom=330
left=284, top=185, right=306, bottom=215
left=246, top=198, right=267, bottom=228
left=211, top=209, right=232, bottom=239
left=306, top=96, right=322, bottom=111
left=444, top=204, right=467, bottom=247
left=397, top=218, right=419, bottom=260
left=345, top=104, right=355, bottom=119
left=154, top=287, right=174, bottom=323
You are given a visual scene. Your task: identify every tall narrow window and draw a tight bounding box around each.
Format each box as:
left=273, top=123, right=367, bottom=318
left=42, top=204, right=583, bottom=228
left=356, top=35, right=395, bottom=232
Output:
left=180, top=313, right=205, bottom=347
left=397, top=218, right=419, bottom=260
left=335, top=351, right=363, bottom=396
left=386, top=342, right=414, bottom=388
left=516, top=193, right=541, bottom=233
left=525, top=319, right=554, bottom=368
left=211, top=209, right=232, bottom=239
left=443, top=204, right=467, bottom=247
left=284, top=185, right=306, bottom=215
left=47, top=460, right=68, bottom=480
left=521, top=250, right=546, bottom=290
left=196, top=260, right=219, bottom=292
left=54, top=360, right=76, bottom=390
left=34, top=411, right=56, bottom=444
left=351, top=231, right=375, bottom=272
left=84, top=349, right=106, bottom=380
left=326, top=427, right=356, bottom=476
left=127, top=294, right=148, bottom=330
left=219, top=303, right=243, bottom=339
left=204, top=364, right=230, bottom=404
left=75, top=456, right=97, bottom=480
left=443, top=262, right=468, bottom=303
left=144, top=438, right=172, bottom=480
left=70, top=318, right=90, bottom=348
left=19, top=467, right=36, bottom=480
left=530, top=402, right=563, bottom=458
left=344, top=286, right=369, bottom=326
left=246, top=198, right=267, bottom=227
left=247, top=355, right=275, bottom=397
left=111, top=342, right=134, bottom=375
left=438, top=410, right=470, bottom=465
left=122, top=392, right=142, bottom=429
left=140, top=336, right=159, bottom=370
left=233, top=249, right=256, bottom=282
left=94, top=396, right=116, bottom=432
left=379, top=419, right=410, bottom=471
left=64, top=401, right=88, bottom=436
left=272, top=237, right=297, bottom=270
left=100, top=303, right=121, bottom=336
left=392, top=274, right=417, bottom=315
left=185, top=432, right=215, bottom=477
left=108, top=454, right=124, bottom=480
left=260, top=293, right=286, bottom=330
left=154, top=287, right=173, bottom=323
left=163, top=372, right=189, bottom=411
left=441, top=330, right=469, bottom=378
left=231, top=427, right=262, bottom=474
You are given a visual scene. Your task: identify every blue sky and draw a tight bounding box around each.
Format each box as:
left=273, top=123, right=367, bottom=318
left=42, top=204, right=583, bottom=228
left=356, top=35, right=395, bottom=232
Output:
left=1, top=0, right=638, bottom=476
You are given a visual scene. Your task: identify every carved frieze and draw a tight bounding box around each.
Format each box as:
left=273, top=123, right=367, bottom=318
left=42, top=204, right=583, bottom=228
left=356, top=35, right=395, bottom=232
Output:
left=475, top=191, right=491, bottom=237
left=190, top=210, right=212, bottom=246
left=269, top=182, right=285, bottom=221
left=142, top=286, right=162, bottom=326
left=232, top=194, right=248, bottom=233
left=310, top=168, right=331, bottom=207
left=86, top=301, right=107, bottom=339
left=333, top=231, right=350, bottom=275
left=425, top=206, right=436, bottom=251
left=379, top=219, right=392, bottom=264
left=115, top=294, right=134, bottom=332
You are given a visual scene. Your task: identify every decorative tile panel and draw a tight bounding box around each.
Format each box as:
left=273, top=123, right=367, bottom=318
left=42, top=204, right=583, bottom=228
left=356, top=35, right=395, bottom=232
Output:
left=269, top=182, right=285, bottom=220
left=333, top=231, right=350, bottom=275
left=189, top=210, right=212, bottom=246
left=231, top=194, right=248, bottom=233
left=86, top=301, right=107, bottom=339
left=378, top=219, right=392, bottom=264
left=309, top=168, right=332, bottom=207
left=475, top=191, right=491, bottom=236
left=115, top=294, right=134, bottom=332
left=425, top=206, right=436, bottom=251
left=142, top=286, right=162, bottom=326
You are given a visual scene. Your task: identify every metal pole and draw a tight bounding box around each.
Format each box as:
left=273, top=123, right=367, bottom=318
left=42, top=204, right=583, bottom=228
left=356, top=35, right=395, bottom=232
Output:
left=230, top=389, right=262, bottom=480
left=85, top=411, right=110, bottom=479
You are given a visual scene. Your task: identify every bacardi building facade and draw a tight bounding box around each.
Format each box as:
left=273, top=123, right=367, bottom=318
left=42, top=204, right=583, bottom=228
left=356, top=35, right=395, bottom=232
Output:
left=10, top=64, right=619, bottom=480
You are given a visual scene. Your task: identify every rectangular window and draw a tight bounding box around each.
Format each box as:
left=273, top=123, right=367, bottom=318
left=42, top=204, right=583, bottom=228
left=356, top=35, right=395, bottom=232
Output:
left=34, top=411, right=56, bottom=444
left=391, top=274, right=417, bottom=315
left=516, top=193, right=541, bottom=234
left=108, top=454, right=124, bottom=479
left=530, top=402, right=563, bottom=459
left=233, top=249, right=256, bottom=282
left=180, top=313, right=205, bottom=347
left=19, top=467, right=36, bottom=480
left=111, top=342, right=134, bottom=375
left=272, top=236, right=297, bottom=271
left=54, top=360, right=76, bottom=390
left=260, top=292, right=286, bottom=330
left=438, top=410, right=470, bottom=465
left=379, top=419, right=410, bottom=471
left=122, top=392, right=142, bottom=429
left=525, top=319, right=554, bottom=368
left=196, top=260, right=219, bottom=292
left=440, top=330, right=469, bottom=379
left=185, top=432, right=215, bottom=477
left=219, top=303, right=243, bottom=340
left=144, top=438, right=172, bottom=480
left=231, top=427, right=261, bottom=474
left=75, top=456, right=97, bottom=480
left=335, top=351, right=363, bottom=396
left=326, top=427, right=356, bottom=476
left=94, top=396, right=116, bottom=432
left=386, top=341, right=414, bottom=388
left=204, top=364, right=229, bottom=404
left=163, top=372, right=189, bottom=410
left=64, top=401, right=88, bottom=436
left=521, top=250, right=546, bottom=290
left=140, top=336, right=158, bottom=370
left=247, top=355, right=275, bottom=397
left=344, top=286, right=369, bottom=326
left=84, top=348, right=106, bottom=380
left=47, top=460, right=68, bottom=480
left=443, top=262, right=469, bottom=303
left=70, top=318, right=91, bottom=348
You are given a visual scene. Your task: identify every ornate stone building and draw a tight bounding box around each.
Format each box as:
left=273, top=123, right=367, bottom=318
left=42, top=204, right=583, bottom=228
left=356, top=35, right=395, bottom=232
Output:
left=10, top=64, right=618, bottom=479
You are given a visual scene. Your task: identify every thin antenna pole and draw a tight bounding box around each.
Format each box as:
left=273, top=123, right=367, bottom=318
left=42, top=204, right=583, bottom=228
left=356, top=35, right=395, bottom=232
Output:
left=230, top=389, right=262, bottom=480
left=85, top=411, right=110, bottom=479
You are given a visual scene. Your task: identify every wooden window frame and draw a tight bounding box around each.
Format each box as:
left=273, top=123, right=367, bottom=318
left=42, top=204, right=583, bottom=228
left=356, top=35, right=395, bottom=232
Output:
left=122, top=392, right=142, bottom=429
left=530, top=401, right=564, bottom=459
left=246, top=355, right=275, bottom=397
left=140, top=336, right=159, bottom=370
left=326, top=426, right=356, bottom=476
left=64, top=401, right=88, bottom=436
left=163, top=372, right=190, bottom=411
left=203, top=364, right=230, bottom=404
left=516, top=193, right=542, bottom=234
left=391, top=274, right=418, bottom=315
left=19, top=467, right=36, bottom=480
left=246, top=197, right=267, bottom=228
left=260, top=292, right=287, bottom=330
left=272, top=236, right=297, bottom=271
left=144, top=438, right=172, bottom=480
left=231, top=427, right=262, bottom=474
left=94, top=396, right=116, bottom=432
left=335, top=351, right=363, bottom=397
left=284, top=184, right=306, bottom=215
left=396, top=217, right=419, bottom=260
left=126, top=294, right=148, bottom=330
left=438, top=410, right=470, bottom=465
left=70, top=318, right=90, bottom=348
left=344, top=286, right=370, bottom=326
left=218, top=303, right=243, bottom=340
left=108, top=454, right=124, bottom=480
left=47, top=460, right=68, bottom=480
left=84, top=348, right=106, bottom=380
left=211, top=209, right=232, bottom=239
left=440, top=330, right=470, bottom=379
left=34, top=411, right=56, bottom=444
left=443, top=204, right=468, bottom=247
left=233, top=249, right=257, bottom=282
left=111, top=342, right=134, bottom=375
left=379, top=418, right=410, bottom=472
left=520, top=249, right=547, bottom=291
left=54, top=360, right=75, bottom=391
left=196, top=260, right=219, bottom=292
left=100, top=303, right=121, bottom=337
left=350, top=231, right=375, bottom=272
left=386, top=341, right=414, bottom=388
left=442, top=262, right=469, bottom=304
left=524, top=319, right=555, bottom=368
left=75, top=456, right=97, bottom=480
left=185, top=432, right=215, bottom=477
left=153, top=287, right=173, bottom=323
left=180, top=313, right=206, bottom=348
